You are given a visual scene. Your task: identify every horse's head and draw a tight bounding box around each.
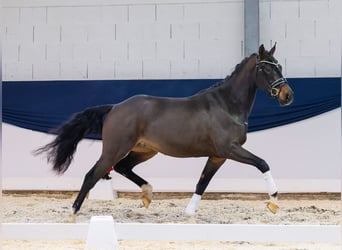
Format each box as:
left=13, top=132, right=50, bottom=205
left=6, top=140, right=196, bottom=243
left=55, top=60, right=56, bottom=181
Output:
left=256, top=44, right=294, bottom=106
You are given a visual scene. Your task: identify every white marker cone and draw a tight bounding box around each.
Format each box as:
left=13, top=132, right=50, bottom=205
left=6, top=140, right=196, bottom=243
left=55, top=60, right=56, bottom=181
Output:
left=88, top=178, right=117, bottom=200
left=85, top=216, right=119, bottom=250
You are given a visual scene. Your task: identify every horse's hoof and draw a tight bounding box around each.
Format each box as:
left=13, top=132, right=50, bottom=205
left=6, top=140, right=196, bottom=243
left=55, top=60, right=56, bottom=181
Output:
left=70, top=212, right=77, bottom=223
left=266, top=201, right=279, bottom=214
left=184, top=207, right=196, bottom=217
left=69, top=207, right=78, bottom=223
left=142, top=197, right=151, bottom=208
left=141, top=184, right=153, bottom=208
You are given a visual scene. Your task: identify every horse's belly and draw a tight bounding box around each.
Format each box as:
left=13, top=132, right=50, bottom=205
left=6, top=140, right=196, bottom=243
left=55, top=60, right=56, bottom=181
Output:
left=133, top=138, right=214, bottom=158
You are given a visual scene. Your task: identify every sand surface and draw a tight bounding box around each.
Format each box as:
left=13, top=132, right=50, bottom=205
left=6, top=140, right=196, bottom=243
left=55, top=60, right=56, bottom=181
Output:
left=2, top=192, right=340, bottom=225
left=2, top=192, right=341, bottom=250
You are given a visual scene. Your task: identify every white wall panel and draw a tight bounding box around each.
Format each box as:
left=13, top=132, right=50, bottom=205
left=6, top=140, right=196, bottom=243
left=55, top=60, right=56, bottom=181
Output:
left=20, top=7, right=47, bottom=24
left=2, top=0, right=340, bottom=80
left=33, top=61, right=60, bottom=79
left=73, top=43, right=101, bottom=61
left=117, top=23, right=170, bottom=41
left=34, top=24, right=60, bottom=44
left=128, top=5, right=156, bottom=23
left=156, top=4, right=183, bottom=21
left=2, top=1, right=243, bottom=80
left=19, top=43, right=46, bottom=62
left=129, top=41, right=156, bottom=60
left=115, top=60, right=142, bottom=79
left=60, top=25, right=88, bottom=43
left=2, top=8, right=20, bottom=24
left=185, top=39, right=242, bottom=65
left=2, top=41, right=19, bottom=63
left=5, top=24, right=33, bottom=43
left=286, top=20, right=315, bottom=40
left=144, top=23, right=171, bottom=41
left=46, top=44, right=73, bottom=62
left=184, top=2, right=242, bottom=22
left=260, top=0, right=341, bottom=78
left=200, top=21, right=243, bottom=41
left=143, top=59, right=171, bottom=79
left=198, top=58, right=226, bottom=78
left=88, top=61, right=115, bottom=80
left=101, top=5, right=128, bottom=23
left=48, top=6, right=101, bottom=24
left=47, top=7, right=75, bottom=24
left=300, top=39, right=330, bottom=57
left=171, top=22, right=200, bottom=40
left=286, top=56, right=316, bottom=77
left=4, top=62, right=33, bottom=81
left=299, top=0, right=329, bottom=20
left=85, top=24, right=116, bottom=43
left=156, top=40, right=184, bottom=60
left=60, top=61, right=88, bottom=79
left=270, top=1, right=299, bottom=20
left=316, top=19, right=341, bottom=40
left=329, top=0, right=342, bottom=19
left=101, top=41, right=128, bottom=61
left=115, top=23, right=139, bottom=41
left=170, top=59, right=199, bottom=78
left=315, top=56, right=342, bottom=77
left=72, top=6, right=102, bottom=24
left=259, top=20, right=286, bottom=43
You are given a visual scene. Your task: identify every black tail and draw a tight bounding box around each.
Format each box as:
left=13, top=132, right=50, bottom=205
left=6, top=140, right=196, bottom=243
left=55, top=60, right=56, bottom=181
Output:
left=34, top=105, right=113, bottom=174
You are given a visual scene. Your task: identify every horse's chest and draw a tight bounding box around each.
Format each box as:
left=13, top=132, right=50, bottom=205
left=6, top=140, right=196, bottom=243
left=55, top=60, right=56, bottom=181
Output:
left=213, top=120, right=247, bottom=146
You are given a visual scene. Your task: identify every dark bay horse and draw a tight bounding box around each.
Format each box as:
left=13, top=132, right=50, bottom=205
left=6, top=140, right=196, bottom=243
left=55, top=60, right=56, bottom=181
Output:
left=36, top=44, right=294, bottom=216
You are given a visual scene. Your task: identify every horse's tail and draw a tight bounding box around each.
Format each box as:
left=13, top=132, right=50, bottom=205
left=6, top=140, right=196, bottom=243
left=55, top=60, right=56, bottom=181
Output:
left=34, top=105, right=113, bottom=174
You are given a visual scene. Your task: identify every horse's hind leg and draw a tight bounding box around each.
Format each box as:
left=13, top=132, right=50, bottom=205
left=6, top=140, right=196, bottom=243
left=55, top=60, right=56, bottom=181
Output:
left=72, top=154, right=118, bottom=214
left=114, top=150, right=157, bottom=208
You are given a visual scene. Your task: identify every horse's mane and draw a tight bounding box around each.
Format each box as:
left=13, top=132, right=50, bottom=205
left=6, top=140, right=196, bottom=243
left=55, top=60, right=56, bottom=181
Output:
left=207, top=53, right=257, bottom=90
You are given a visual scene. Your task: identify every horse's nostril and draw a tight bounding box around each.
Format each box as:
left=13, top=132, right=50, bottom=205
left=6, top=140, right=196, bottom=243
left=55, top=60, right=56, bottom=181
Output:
left=286, top=93, right=290, bottom=101
left=284, top=92, right=294, bottom=105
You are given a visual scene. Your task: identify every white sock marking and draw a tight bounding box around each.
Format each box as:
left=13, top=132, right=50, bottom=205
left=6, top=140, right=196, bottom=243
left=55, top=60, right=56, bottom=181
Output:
left=184, top=193, right=201, bottom=216
left=263, top=171, right=278, bottom=196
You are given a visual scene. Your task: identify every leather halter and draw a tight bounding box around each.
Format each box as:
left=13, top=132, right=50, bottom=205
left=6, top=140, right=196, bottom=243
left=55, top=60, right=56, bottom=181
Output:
left=256, top=58, right=288, bottom=97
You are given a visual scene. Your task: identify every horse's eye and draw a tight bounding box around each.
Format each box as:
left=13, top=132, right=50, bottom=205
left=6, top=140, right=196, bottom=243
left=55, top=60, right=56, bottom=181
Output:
left=264, top=66, right=272, bottom=74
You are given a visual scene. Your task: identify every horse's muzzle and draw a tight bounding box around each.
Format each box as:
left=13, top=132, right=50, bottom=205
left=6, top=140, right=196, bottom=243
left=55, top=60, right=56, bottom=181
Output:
left=278, top=84, right=294, bottom=106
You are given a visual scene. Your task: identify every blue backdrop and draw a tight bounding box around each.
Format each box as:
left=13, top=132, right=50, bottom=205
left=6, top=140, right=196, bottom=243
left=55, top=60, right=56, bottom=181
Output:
left=3, top=77, right=341, bottom=137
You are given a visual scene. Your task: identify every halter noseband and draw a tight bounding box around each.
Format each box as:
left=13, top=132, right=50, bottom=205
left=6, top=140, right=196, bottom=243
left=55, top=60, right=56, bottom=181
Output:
left=256, top=58, right=288, bottom=97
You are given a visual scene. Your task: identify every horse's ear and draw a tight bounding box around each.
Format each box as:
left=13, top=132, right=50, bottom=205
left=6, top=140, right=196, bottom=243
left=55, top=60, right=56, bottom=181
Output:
left=270, top=42, right=277, bottom=55
left=259, top=44, right=266, bottom=58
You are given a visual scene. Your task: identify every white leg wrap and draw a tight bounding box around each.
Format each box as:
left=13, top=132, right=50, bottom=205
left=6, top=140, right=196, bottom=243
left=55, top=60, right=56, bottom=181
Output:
left=263, top=171, right=278, bottom=196
left=184, top=193, right=201, bottom=216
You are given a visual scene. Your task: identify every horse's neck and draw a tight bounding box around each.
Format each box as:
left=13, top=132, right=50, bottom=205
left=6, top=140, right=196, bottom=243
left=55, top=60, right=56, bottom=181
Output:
left=217, top=56, right=257, bottom=121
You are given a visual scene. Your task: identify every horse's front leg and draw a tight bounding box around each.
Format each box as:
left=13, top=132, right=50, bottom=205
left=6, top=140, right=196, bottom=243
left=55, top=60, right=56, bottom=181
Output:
left=185, top=157, right=226, bottom=216
left=229, top=143, right=279, bottom=213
